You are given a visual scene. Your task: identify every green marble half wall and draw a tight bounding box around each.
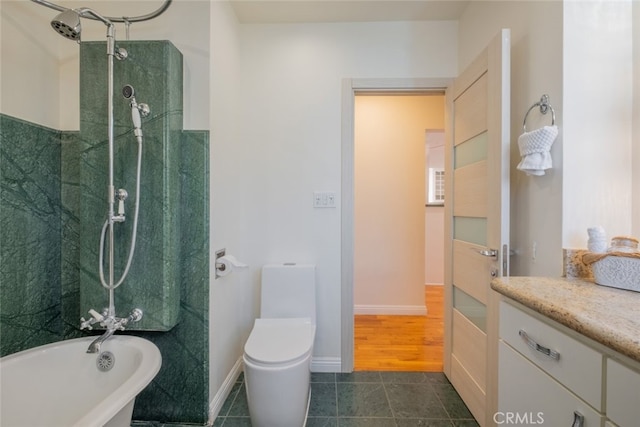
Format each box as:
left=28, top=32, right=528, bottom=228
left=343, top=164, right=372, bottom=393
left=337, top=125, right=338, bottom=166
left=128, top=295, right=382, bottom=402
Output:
left=0, top=115, right=63, bottom=356
left=79, top=41, right=183, bottom=330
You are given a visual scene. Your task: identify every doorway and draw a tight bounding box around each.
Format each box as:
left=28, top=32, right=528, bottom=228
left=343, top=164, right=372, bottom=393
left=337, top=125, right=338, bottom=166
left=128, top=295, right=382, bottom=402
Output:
left=350, top=88, right=447, bottom=371
left=340, top=78, right=452, bottom=373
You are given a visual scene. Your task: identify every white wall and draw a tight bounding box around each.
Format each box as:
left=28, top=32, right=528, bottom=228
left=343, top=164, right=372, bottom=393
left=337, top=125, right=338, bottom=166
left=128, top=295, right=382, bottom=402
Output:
left=354, top=95, right=444, bottom=314
left=459, top=1, right=564, bottom=276
left=208, top=0, right=258, bottom=418
left=425, top=131, right=445, bottom=285
left=237, top=20, right=457, bottom=364
left=563, top=0, right=634, bottom=248
left=1, top=1, right=60, bottom=128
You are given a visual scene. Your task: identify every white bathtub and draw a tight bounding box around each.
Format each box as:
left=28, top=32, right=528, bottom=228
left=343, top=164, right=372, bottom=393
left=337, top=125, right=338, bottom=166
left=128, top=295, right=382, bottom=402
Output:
left=0, top=335, right=161, bottom=427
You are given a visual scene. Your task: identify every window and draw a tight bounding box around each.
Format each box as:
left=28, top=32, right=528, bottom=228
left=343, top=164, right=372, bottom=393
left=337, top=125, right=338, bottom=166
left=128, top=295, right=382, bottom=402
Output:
left=427, top=167, right=444, bottom=205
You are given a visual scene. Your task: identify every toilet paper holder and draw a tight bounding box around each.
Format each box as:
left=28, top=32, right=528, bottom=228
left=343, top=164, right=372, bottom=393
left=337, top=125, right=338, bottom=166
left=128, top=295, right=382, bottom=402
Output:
left=215, top=248, right=248, bottom=279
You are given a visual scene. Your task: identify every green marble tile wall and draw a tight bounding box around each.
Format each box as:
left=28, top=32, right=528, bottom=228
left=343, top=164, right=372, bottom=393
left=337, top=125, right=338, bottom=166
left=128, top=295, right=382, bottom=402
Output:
left=130, top=129, right=210, bottom=423
left=79, top=41, right=183, bottom=331
left=0, top=115, right=63, bottom=356
left=61, top=130, right=84, bottom=340
left=1, top=41, right=210, bottom=424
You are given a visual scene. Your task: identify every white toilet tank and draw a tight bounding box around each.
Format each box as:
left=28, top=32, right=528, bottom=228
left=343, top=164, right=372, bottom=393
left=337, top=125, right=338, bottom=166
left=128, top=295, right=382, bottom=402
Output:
left=261, top=264, right=316, bottom=323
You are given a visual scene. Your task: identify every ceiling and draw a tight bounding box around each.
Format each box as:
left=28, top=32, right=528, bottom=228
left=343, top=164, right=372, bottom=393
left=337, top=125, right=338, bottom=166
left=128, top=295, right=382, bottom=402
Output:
left=228, top=0, right=470, bottom=23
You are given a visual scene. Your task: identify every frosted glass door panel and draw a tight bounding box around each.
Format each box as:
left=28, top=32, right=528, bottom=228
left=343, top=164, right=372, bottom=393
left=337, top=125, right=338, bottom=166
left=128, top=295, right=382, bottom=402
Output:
left=453, top=286, right=486, bottom=332
left=453, top=217, right=487, bottom=246
left=454, top=132, right=488, bottom=169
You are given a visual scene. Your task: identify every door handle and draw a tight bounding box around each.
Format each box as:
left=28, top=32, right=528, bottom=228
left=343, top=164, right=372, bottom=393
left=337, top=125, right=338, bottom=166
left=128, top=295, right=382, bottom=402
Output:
left=470, top=247, right=498, bottom=258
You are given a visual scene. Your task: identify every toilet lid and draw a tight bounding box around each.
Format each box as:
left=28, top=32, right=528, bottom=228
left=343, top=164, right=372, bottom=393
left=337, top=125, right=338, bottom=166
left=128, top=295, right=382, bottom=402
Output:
left=244, top=318, right=315, bottom=365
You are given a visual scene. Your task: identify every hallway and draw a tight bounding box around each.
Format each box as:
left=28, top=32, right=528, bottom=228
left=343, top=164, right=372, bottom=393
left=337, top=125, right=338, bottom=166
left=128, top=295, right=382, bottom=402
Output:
left=354, top=286, right=444, bottom=371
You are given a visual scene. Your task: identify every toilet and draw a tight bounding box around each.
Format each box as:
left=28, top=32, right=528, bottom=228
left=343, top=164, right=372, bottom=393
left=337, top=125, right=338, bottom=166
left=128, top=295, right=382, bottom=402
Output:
left=243, top=263, right=316, bottom=427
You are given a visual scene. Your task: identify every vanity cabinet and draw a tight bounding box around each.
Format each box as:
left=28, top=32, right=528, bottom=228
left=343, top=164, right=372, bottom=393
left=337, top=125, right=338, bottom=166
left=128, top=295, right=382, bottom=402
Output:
left=499, top=299, right=640, bottom=427
left=499, top=341, right=602, bottom=425
left=498, top=301, right=603, bottom=426
left=606, top=358, right=640, bottom=427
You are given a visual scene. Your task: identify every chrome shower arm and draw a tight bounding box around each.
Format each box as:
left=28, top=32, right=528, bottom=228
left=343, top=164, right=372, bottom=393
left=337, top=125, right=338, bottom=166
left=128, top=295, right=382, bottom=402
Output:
left=76, top=8, right=113, bottom=27
left=30, top=0, right=172, bottom=24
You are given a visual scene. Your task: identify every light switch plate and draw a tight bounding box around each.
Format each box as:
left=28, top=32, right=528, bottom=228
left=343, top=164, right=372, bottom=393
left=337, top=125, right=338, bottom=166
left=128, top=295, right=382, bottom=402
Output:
left=313, top=191, right=336, bottom=208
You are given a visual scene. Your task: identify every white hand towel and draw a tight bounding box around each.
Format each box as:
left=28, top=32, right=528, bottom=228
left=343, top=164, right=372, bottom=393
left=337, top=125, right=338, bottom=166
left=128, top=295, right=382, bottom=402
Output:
left=517, top=125, right=558, bottom=176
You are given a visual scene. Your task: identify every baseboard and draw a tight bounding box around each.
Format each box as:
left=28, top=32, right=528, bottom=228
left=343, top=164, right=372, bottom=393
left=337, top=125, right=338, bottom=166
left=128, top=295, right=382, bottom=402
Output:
left=311, top=356, right=342, bottom=373
left=354, top=304, right=427, bottom=315
left=208, top=357, right=243, bottom=424
left=425, top=282, right=444, bottom=286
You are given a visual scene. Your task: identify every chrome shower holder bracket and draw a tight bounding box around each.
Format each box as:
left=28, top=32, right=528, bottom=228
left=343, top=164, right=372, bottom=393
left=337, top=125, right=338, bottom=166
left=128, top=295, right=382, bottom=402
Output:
left=115, top=47, right=128, bottom=61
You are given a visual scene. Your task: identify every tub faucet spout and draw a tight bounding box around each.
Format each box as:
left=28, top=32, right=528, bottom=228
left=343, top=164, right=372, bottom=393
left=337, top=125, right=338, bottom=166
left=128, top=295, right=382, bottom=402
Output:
left=86, top=327, right=116, bottom=354
left=82, top=308, right=143, bottom=353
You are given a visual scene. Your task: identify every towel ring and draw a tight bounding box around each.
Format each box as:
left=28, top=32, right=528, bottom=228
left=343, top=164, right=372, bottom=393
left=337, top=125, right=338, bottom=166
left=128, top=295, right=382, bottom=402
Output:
left=523, top=94, right=556, bottom=132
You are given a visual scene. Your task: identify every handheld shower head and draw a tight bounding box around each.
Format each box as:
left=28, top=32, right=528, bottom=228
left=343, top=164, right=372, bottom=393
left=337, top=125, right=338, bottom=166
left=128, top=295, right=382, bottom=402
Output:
left=123, top=85, right=150, bottom=140
left=51, top=9, right=81, bottom=41
left=122, top=84, right=135, bottom=99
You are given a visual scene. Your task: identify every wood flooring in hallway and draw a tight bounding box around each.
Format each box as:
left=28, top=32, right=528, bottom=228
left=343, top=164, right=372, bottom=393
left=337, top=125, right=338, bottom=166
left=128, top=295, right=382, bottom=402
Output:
left=354, top=285, right=444, bottom=372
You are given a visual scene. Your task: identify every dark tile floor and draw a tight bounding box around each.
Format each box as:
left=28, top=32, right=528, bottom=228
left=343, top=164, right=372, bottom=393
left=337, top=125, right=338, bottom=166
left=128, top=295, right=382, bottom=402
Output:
left=214, top=371, right=479, bottom=427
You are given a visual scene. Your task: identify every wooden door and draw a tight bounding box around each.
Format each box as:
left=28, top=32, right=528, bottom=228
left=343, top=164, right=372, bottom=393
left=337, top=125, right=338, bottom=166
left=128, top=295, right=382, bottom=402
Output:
left=443, top=29, right=511, bottom=427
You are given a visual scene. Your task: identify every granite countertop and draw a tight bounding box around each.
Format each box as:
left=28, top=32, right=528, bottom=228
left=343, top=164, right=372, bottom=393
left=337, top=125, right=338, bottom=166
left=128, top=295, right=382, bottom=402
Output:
left=491, top=276, right=640, bottom=363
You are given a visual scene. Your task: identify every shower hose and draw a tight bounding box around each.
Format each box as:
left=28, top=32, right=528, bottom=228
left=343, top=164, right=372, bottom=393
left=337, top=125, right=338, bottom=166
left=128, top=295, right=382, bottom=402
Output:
left=98, top=135, right=142, bottom=291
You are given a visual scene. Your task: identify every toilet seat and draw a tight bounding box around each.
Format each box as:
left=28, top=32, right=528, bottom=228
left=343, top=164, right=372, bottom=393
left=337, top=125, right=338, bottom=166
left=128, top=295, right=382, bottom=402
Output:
left=244, top=318, right=315, bottom=367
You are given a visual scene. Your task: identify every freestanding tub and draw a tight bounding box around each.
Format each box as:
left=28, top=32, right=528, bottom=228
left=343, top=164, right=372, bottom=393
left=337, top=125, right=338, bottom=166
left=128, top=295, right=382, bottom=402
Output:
left=0, top=335, right=161, bottom=427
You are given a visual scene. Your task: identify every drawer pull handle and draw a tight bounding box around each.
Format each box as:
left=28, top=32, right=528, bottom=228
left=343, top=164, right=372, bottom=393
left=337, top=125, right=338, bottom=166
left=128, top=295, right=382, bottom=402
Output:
left=518, top=329, right=560, bottom=361
left=572, top=411, right=584, bottom=427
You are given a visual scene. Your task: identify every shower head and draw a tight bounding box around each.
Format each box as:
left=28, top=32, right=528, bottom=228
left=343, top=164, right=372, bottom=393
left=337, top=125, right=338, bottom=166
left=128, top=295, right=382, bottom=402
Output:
left=50, top=7, right=113, bottom=41
left=122, top=85, right=135, bottom=99
left=51, top=9, right=81, bottom=41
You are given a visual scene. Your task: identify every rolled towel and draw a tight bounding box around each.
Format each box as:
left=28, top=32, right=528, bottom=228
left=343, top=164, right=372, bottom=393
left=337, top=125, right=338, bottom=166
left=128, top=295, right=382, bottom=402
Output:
left=517, top=125, right=558, bottom=176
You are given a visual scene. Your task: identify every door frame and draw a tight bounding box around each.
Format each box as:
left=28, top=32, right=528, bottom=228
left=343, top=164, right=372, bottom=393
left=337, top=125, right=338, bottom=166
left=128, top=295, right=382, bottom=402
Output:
left=340, top=77, right=453, bottom=372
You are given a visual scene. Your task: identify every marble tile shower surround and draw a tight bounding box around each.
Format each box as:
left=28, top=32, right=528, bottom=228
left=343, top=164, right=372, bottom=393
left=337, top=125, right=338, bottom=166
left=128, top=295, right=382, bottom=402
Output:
left=131, top=129, right=210, bottom=424
left=1, top=42, right=210, bottom=424
left=79, top=41, right=183, bottom=331
left=0, top=115, right=64, bottom=355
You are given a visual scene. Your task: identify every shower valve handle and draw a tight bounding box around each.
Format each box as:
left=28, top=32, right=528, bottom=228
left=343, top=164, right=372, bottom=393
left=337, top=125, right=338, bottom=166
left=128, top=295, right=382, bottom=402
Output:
left=80, top=309, right=104, bottom=330
left=79, top=317, right=93, bottom=330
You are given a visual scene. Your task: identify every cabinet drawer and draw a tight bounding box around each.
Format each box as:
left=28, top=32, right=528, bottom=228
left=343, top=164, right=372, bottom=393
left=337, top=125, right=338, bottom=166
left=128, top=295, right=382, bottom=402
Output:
left=606, top=358, right=640, bottom=427
left=499, top=341, right=603, bottom=426
left=500, top=301, right=603, bottom=410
